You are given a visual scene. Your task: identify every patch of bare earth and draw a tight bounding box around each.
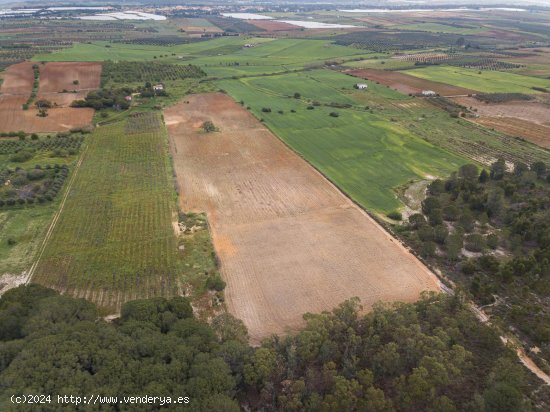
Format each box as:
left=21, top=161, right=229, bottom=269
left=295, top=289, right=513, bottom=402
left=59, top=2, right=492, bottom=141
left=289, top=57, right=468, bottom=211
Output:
left=37, top=62, right=102, bottom=106
left=165, top=93, right=440, bottom=343
left=248, top=20, right=300, bottom=32
left=474, top=117, right=550, bottom=150
left=345, top=68, right=476, bottom=96
left=0, top=61, right=34, bottom=95
left=0, top=272, right=29, bottom=296
left=0, top=62, right=99, bottom=133
left=452, top=97, right=550, bottom=149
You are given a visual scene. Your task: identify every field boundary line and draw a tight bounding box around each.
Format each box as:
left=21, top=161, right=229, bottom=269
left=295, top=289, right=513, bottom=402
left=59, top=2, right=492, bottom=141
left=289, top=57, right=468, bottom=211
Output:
left=25, top=137, right=91, bottom=284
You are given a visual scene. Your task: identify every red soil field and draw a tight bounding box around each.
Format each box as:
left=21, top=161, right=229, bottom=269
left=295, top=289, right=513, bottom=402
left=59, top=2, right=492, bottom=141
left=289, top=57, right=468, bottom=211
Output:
left=165, top=93, right=440, bottom=343
left=453, top=96, right=550, bottom=126
left=473, top=117, right=550, bottom=150
left=0, top=61, right=100, bottom=132
left=248, top=20, right=300, bottom=31
left=345, top=68, right=476, bottom=96
left=0, top=97, right=94, bottom=133
left=452, top=96, right=550, bottom=150
left=38, top=62, right=102, bottom=106
left=0, top=61, right=35, bottom=95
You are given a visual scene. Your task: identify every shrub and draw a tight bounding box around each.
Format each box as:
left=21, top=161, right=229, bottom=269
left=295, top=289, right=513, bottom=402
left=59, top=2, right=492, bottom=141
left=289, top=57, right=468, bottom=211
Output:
left=408, top=213, right=426, bottom=229
left=201, top=121, right=217, bottom=133
left=206, top=275, right=226, bottom=291
left=386, top=211, right=402, bottom=221
left=434, top=225, right=448, bottom=245
left=420, top=241, right=436, bottom=257
left=418, top=225, right=434, bottom=242
left=10, top=150, right=34, bottom=163
left=329, top=112, right=340, bottom=118
left=487, top=233, right=499, bottom=250
left=461, top=259, right=477, bottom=275
left=261, top=107, right=271, bottom=113
left=465, top=233, right=485, bottom=253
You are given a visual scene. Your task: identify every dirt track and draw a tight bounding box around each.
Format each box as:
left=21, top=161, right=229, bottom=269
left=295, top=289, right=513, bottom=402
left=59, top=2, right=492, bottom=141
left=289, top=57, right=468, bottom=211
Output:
left=165, top=93, right=439, bottom=343
left=346, top=68, right=475, bottom=96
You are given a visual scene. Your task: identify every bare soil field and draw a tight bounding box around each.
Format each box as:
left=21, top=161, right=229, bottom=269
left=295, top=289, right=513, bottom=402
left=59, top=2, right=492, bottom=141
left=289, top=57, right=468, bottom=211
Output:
left=0, top=61, right=34, bottom=95
left=451, top=96, right=550, bottom=149
left=0, top=61, right=98, bottom=132
left=472, top=116, right=550, bottom=150
left=165, top=93, right=440, bottom=343
left=248, top=20, right=300, bottom=32
left=345, top=68, right=475, bottom=96
left=37, top=62, right=102, bottom=106
left=453, top=96, right=550, bottom=126
left=0, top=102, right=94, bottom=133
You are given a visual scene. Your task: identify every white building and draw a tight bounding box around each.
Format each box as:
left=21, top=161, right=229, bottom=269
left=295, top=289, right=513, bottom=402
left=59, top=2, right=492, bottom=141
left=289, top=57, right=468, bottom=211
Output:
left=355, top=83, right=368, bottom=90
left=421, top=90, right=436, bottom=96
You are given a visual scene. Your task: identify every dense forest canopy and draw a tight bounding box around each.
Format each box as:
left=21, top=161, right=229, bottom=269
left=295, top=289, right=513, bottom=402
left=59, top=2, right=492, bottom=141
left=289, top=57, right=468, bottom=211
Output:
left=397, top=160, right=550, bottom=368
left=1, top=285, right=544, bottom=411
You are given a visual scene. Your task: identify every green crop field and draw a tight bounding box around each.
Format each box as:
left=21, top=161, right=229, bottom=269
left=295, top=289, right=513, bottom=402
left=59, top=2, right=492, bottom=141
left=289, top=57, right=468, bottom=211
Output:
left=219, top=70, right=467, bottom=213
left=403, top=65, right=550, bottom=93
left=34, top=37, right=375, bottom=78
left=31, top=114, right=217, bottom=310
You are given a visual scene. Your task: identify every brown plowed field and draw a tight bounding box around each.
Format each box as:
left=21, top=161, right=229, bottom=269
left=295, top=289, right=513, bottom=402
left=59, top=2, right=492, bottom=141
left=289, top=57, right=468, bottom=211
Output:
left=345, top=68, right=476, bottom=96
left=0, top=62, right=99, bottom=132
left=0, top=61, right=34, bottom=95
left=473, top=116, right=550, bottom=150
left=451, top=96, right=550, bottom=149
left=37, top=62, right=102, bottom=106
left=0, top=99, right=94, bottom=133
left=452, top=96, right=550, bottom=126
left=165, top=93, right=439, bottom=343
left=248, top=20, right=300, bottom=31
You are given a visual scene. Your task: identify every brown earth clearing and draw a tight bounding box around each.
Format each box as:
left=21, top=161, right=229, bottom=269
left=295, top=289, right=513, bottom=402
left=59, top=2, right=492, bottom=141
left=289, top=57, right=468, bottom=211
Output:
left=451, top=96, right=550, bottom=149
left=0, top=101, right=94, bottom=133
left=37, top=62, right=102, bottom=106
left=0, top=61, right=34, bottom=95
left=0, top=61, right=99, bottom=132
left=472, top=116, right=550, bottom=150
left=173, top=18, right=223, bottom=33
left=453, top=96, right=550, bottom=126
left=247, top=20, right=300, bottom=32
left=345, top=68, right=475, bottom=96
left=165, top=93, right=440, bottom=343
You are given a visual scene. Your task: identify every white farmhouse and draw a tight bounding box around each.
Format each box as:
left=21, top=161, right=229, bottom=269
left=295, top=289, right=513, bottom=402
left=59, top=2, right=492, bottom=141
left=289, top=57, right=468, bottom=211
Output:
left=421, top=90, right=436, bottom=96
left=355, top=83, right=368, bottom=90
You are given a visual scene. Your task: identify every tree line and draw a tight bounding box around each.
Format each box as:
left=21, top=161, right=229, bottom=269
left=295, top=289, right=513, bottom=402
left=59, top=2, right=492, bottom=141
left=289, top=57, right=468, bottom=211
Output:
left=1, top=285, right=544, bottom=411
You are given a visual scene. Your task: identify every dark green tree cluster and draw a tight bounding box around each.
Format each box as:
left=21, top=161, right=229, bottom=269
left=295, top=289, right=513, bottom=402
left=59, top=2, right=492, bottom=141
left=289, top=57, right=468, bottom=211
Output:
left=399, top=160, right=550, bottom=360
left=0, top=164, right=68, bottom=207
left=71, top=87, right=133, bottom=110
left=0, top=286, right=538, bottom=411
left=243, top=295, right=531, bottom=411
left=0, top=285, right=243, bottom=410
